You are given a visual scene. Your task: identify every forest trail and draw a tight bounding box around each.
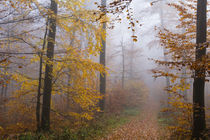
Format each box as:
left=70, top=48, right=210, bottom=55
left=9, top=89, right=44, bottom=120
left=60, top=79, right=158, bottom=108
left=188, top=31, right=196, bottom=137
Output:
left=101, top=100, right=170, bottom=140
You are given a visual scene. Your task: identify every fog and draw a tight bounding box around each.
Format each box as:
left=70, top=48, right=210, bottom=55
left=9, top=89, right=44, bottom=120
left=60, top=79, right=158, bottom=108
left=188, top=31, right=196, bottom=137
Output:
left=0, top=0, right=209, bottom=139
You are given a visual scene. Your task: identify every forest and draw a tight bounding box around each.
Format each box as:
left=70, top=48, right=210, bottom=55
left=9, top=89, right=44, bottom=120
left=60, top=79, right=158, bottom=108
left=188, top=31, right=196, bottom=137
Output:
left=0, top=0, right=209, bottom=139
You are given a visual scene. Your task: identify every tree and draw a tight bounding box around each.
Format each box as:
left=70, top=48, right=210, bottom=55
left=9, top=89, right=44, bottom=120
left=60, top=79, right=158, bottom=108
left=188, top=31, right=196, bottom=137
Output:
left=120, top=39, right=125, bottom=89
left=41, top=0, right=57, bottom=131
left=153, top=0, right=209, bottom=138
left=99, top=0, right=107, bottom=111
left=192, top=0, right=207, bottom=138
left=36, top=18, right=48, bottom=131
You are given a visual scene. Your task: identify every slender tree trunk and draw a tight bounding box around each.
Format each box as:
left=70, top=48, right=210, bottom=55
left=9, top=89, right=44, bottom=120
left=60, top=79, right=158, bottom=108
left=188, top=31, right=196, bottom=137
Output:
left=129, top=42, right=134, bottom=79
left=99, top=0, right=106, bottom=111
left=40, top=0, right=57, bottom=131
left=192, top=0, right=207, bottom=139
left=36, top=18, right=48, bottom=132
left=1, top=86, right=4, bottom=98
left=181, top=28, right=188, bottom=102
left=159, top=1, right=170, bottom=106
left=66, top=71, right=70, bottom=110
left=121, top=40, right=125, bottom=89
left=182, top=67, right=187, bottom=101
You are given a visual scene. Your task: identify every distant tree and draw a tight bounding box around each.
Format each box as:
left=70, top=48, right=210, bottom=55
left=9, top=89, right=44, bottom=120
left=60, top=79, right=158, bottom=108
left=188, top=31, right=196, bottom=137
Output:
left=98, top=0, right=138, bottom=111
left=160, top=1, right=170, bottom=105
left=120, top=39, right=125, bottom=89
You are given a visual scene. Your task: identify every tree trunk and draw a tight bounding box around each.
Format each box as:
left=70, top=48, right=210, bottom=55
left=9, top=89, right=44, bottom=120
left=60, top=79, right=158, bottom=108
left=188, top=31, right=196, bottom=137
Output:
left=159, top=1, right=170, bottom=106
left=129, top=42, right=134, bottom=79
left=36, top=18, right=48, bottom=132
left=121, top=40, right=125, bottom=89
left=40, top=0, right=57, bottom=131
left=99, top=0, right=106, bottom=111
left=192, top=0, right=207, bottom=139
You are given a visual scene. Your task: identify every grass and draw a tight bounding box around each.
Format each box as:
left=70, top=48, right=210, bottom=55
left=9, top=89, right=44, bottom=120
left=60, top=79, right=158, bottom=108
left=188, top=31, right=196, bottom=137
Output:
left=77, top=107, right=141, bottom=140
left=16, top=108, right=141, bottom=140
left=158, top=117, right=173, bottom=127
left=157, top=111, right=175, bottom=127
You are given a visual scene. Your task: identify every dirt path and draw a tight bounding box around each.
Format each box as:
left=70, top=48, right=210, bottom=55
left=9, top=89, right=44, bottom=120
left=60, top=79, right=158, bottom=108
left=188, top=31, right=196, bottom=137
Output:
left=101, top=101, right=170, bottom=140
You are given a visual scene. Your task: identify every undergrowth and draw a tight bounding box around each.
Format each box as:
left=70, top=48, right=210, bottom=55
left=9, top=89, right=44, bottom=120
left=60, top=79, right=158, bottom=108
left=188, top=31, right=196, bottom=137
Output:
left=9, top=108, right=140, bottom=140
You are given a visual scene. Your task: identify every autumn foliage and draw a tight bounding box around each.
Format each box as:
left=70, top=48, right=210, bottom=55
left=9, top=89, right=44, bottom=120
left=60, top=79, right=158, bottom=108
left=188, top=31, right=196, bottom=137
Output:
left=153, top=0, right=210, bottom=138
left=0, top=0, right=146, bottom=138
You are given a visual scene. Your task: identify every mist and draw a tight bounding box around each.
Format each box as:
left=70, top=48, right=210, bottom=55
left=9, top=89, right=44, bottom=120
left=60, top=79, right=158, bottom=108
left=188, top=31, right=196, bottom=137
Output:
left=0, top=0, right=209, bottom=139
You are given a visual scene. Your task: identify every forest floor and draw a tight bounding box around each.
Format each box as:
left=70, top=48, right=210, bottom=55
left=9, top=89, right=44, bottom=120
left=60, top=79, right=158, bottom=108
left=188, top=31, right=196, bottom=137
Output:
left=6, top=99, right=210, bottom=140
left=100, top=100, right=171, bottom=140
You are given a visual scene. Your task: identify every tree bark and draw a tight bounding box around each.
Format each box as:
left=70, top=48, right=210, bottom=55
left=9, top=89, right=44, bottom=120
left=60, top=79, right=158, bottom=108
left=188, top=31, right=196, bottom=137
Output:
left=40, top=0, right=57, bottom=131
left=192, top=0, right=207, bottom=139
left=99, top=0, right=106, bottom=111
